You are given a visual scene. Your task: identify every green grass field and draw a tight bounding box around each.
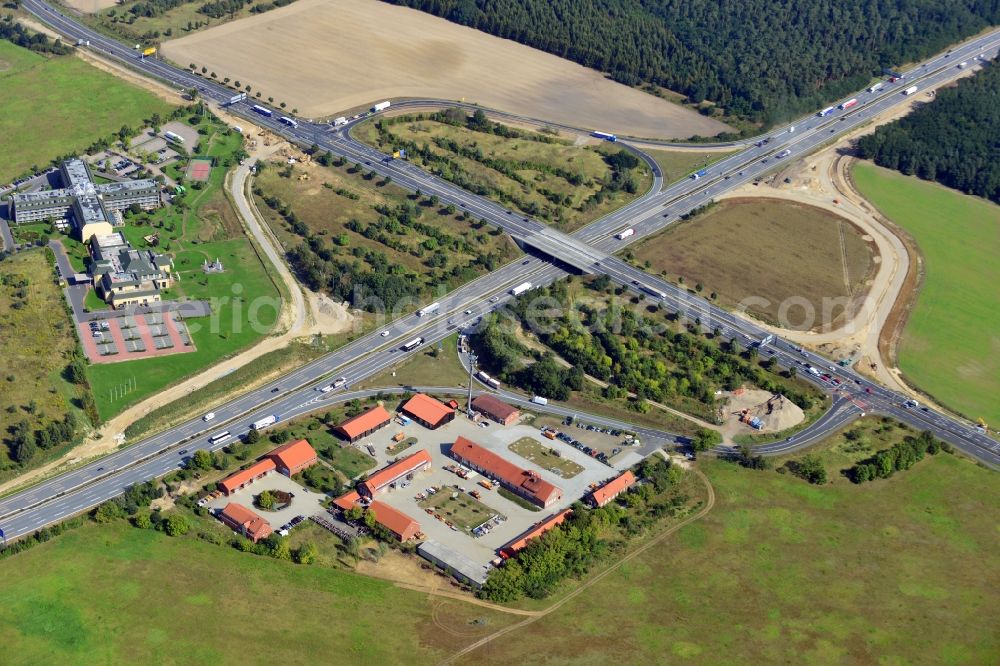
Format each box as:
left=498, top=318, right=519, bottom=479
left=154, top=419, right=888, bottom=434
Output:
left=0, top=522, right=515, bottom=664
left=358, top=333, right=468, bottom=391
left=508, top=437, right=584, bottom=479
left=0, top=41, right=175, bottom=183
left=852, top=163, right=1000, bottom=427
left=471, top=453, right=1000, bottom=664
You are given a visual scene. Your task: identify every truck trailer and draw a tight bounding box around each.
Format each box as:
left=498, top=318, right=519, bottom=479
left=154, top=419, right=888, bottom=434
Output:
left=868, top=82, right=885, bottom=93
left=251, top=414, right=279, bottom=430
left=418, top=302, right=440, bottom=317
left=163, top=131, right=184, bottom=144
left=372, top=101, right=391, bottom=113
left=251, top=105, right=273, bottom=117
left=510, top=282, right=532, bottom=297
left=333, top=117, right=348, bottom=126
left=591, top=131, right=617, bottom=142
left=839, top=98, right=858, bottom=110
left=818, top=106, right=835, bottom=117
left=615, top=228, right=635, bottom=240
left=690, top=169, right=708, bottom=180
left=903, top=85, right=919, bottom=95
left=226, top=93, right=247, bottom=106
left=279, top=116, right=298, bottom=128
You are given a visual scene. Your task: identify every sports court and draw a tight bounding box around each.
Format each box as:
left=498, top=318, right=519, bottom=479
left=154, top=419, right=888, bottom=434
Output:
left=187, top=158, right=213, bottom=182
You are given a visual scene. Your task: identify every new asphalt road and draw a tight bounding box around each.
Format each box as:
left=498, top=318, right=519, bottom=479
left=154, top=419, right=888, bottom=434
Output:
left=2, top=1, right=997, bottom=541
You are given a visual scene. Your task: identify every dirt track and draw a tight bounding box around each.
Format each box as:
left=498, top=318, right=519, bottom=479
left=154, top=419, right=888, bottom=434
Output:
left=161, top=0, right=732, bottom=139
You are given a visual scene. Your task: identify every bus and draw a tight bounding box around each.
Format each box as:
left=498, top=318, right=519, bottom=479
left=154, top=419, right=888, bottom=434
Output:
left=279, top=116, right=298, bottom=128
left=251, top=105, right=273, bottom=117
left=163, top=130, right=184, bottom=144
left=401, top=337, right=423, bottom=352
left=208, top=431, right=232, bottom=445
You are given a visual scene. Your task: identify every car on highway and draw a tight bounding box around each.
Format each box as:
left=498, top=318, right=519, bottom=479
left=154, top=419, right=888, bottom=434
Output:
left=178, top=449, right=188, bottom=455
left=464, top=309, right=473, bottom=315
left=203, top=412, right=215, bottom=422
left=489, top=296, right=499, bottom=303
left=380, top=330, right=390, bottom=337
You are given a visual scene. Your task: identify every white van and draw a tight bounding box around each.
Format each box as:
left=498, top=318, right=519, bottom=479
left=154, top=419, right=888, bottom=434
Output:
left=203, top=412, right=215, bottom=422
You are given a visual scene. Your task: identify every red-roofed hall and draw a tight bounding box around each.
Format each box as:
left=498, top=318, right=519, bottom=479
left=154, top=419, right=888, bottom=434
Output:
left=590, top=471, right=636, bottom=508
left=368, top=501, right=421, bottom=542
left=267, top=439, right=318, bottom=476
left=500, top=509, right=571, bottom=558
left=359, top=449, right=432, bottom=498
left=218, top=459, right=276, bottom=496
left=401, top=393, right=455, bottom=429
left=219, top=502, right=273, bottom=542
left=334, top=405, right=392, bottom=442
left=450, top=436, right=563, bottom=508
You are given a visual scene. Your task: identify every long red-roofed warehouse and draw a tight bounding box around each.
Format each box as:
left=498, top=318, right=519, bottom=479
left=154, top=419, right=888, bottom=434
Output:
left=367, top=501, right=421, bottom=542
left=218, top=458, right=276, bottom=496
left=450, top=436, right=563, bottom=508
left=219, top=502, right=273, bottom=543
left=590, top=471, right=636, bottom=507
left=359, top=449, right=432, bottom=498
left=334, top=405, right=392, bottom=442
left=471, top=394, right=520, bottom=426
left=401, top=393, right=455, bottom=429
left=267, top=439, right=318, bottom=476
left=500, top=509, right=572, bottom=558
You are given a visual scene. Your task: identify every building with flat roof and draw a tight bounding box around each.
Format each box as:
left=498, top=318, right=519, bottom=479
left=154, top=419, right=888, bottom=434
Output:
left=359, top=449, right=432, bottom=498
left=89, top=232, right=173, bottom=309
left=450, top=436, right=563, bottom=509
left=590, top=471, right=636, bottom=508
left=219, top=502, right=273, bottom=542
left=418, top=540, right=490, bottom=588
left=401, top=393, right=455, bottom=429
left=10, top=158, right=160, bottom=241
left=471, top=394, right=520, bottom=426
left=500, top=509, right=572, bottom=558
left=335, top=405, right=392, bottom=442
left=218, top=459, right=276, bottom=496
left=368, top=501, right=421, bottom=542
left=267, top=439, right=318, bottom=476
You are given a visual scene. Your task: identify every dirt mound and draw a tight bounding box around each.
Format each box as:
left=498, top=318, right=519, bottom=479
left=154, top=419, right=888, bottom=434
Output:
left=720, top=388, right=804, bottom=436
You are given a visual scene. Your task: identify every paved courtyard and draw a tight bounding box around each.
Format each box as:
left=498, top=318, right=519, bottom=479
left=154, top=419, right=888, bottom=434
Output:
left=345, top=408, right=625, bottom=567
left=207, top=470, right=326, bottom=533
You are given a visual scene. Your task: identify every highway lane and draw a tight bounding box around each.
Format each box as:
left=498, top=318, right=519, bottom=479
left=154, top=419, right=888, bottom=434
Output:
left=3, top=2, right=996, bottom=538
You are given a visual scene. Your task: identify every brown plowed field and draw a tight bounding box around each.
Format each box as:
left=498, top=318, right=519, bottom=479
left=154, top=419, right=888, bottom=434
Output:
left=161, top=0, right=732, bottom=139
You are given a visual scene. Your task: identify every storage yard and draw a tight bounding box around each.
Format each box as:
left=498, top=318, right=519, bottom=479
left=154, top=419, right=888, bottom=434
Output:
left=160, top=0, right=731, bottom=139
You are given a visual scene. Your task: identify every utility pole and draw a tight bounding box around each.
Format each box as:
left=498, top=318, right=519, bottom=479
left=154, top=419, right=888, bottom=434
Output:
left=466, top=353, right=477, bottom=418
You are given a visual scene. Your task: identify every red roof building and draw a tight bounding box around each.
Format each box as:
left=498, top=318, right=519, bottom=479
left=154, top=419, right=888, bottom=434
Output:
left=333, top=490, right=361, bottom=511
left=368, top=501, right=421, bottom=542
left=590, top=471, right=637, bottom=508
left=450, top=437, right=563, bottom=508
left=219, top=502, right=273, bottom=543
left=500, top=509, right=571, bottom=558
left=334, top=405, right=392, bottom=442
left=218, top=459, right=276, bottom=496
left=359, top=449, right=432, bottom=498
left=267, top=439, right=318, bottom=476
left=470, top=394, right=520, bottom=426
left=401, top=393, right=455, bottom=429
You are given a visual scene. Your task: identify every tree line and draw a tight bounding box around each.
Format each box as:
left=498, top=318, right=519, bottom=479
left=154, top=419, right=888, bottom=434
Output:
left=848, top=430, right=949, bottom=483
left=480, top=457, right=685, bottom=602
left=383, top=0, right=1000, bottom=127
left=0, top=16, right=71, bottom=55
left=857, top=62, right=1000, bottom=205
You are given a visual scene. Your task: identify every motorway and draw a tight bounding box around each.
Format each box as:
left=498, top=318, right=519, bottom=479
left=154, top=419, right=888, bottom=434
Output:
left=2, top=0, right=997, bottom=541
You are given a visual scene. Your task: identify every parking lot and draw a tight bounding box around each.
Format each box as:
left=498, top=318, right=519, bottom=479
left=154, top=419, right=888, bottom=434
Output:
left=78, top=311, right=195, bottom=363
left=347, top=409, right=623, bottom=567
left=207, top=470, right=326, bottom=537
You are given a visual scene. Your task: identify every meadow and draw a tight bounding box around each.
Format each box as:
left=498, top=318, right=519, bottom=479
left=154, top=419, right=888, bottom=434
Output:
left=629, top=198, right=875, bottom=331
left=0, top=521, right=515, bottom=665
left=852, top=162, right=1000, bottom=427
left=468, top=452, right=1000, bottom=664
left=0, top=41, right=175, bottom=183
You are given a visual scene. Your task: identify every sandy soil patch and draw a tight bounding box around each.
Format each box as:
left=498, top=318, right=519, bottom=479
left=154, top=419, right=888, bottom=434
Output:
left=718, top=388, right=804, bottom=439
left=161, top=0, right=731, bottom=139
left=62, top=0, right=118, bottom=12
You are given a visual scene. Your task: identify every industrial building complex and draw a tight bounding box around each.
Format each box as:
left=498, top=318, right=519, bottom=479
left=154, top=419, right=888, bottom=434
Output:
left=10, top=158, right=161, bottom=241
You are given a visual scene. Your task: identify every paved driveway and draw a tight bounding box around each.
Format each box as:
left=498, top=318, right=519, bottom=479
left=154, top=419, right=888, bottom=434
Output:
left=208, top=471, right=326, bottom=532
